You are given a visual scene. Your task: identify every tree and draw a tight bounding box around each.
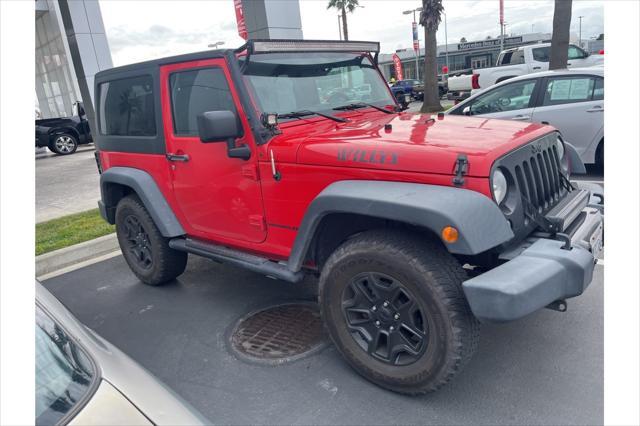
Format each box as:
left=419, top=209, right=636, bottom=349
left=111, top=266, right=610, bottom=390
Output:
left=327, top=0, right=360, bottom=41
left=549, top=0, right=572, bottom=70
left=419, top=0, right=444, bottom=112
left=460, top=37, right=467, bottom=43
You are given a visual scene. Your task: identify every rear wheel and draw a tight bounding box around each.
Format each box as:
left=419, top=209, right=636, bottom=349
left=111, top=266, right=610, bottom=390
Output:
left=49, top=134, right=78, bottom=155
left=318, top=230, right=479, bottom=394
left=115, top=194, right=187, bottom=285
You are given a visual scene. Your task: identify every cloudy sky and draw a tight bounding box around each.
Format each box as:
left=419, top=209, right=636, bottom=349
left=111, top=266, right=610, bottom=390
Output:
left=99, top=0, right=604, bottom=66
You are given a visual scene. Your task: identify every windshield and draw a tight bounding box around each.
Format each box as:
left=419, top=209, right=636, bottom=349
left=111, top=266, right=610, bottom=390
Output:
left=241, top=52, right=395, bottom=115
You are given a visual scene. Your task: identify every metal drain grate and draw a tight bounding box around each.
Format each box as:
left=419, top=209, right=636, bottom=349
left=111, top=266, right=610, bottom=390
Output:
left=230, top=303, right=327, bottom=363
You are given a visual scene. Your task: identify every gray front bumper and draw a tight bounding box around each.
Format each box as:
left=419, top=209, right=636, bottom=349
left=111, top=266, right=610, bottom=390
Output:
left=463, top=187, right=603, bottom=323
left=463, top=239, right=596, bottom=322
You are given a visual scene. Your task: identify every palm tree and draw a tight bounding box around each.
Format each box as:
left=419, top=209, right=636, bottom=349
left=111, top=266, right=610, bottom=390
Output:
left=327, top=0, right=360, bottom=41
left=549, top=0, right=573, bottom=70
left=419, top=0, right=444, bottom=112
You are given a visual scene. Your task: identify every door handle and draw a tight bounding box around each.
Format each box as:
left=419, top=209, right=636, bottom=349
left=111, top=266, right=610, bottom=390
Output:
left=567, top=62, right=572, bottom=66
left=533, top=66, right=541, bottom=70
left=586, top=106, right=604, bottom=112
left=511, top=115, right=530, bottom=121
left=166, top=153, right=190, bottom=162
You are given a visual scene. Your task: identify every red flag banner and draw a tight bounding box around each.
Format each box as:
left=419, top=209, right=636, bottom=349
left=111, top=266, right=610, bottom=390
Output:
left=392, top=54, right=404, bottom=80
left=412, top=22, right=419, bottom=52
left=499, top=0, right=504, bottom=25
left=234, top=0, right=248, bottom=40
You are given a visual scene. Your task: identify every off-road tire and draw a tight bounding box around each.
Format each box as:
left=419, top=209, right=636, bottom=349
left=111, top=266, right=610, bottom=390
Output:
left=48, top=133, right=78, bottom=155
left=115, top=194, right=187, bottom=286
left=318, top=230, right=480, bottom=394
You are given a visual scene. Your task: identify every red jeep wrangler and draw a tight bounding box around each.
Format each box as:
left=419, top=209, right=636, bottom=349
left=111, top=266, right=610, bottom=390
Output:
left=95, top=40, right=603, bottom=394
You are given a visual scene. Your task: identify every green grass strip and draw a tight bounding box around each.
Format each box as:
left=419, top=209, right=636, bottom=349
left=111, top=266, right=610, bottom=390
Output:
left=36, top=209, right=115, bottom=256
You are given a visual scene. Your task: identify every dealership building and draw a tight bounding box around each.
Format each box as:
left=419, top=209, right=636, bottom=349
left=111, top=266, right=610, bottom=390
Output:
left=378, top=32, right=576, bottom=81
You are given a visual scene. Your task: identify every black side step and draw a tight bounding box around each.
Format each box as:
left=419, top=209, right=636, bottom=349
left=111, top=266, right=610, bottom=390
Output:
left=168, top=238, right=305, bottom=283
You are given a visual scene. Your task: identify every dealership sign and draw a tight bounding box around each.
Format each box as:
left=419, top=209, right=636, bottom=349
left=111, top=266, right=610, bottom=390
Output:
left=234, top=0, right=248, bottom=40
left=457, top=36, right=522, bottom=51
left=392, top=53, right=404, bottom=80
left=412, top=22, right=419, bottom=52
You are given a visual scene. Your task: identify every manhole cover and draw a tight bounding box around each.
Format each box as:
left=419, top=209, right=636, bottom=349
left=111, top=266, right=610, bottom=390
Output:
left=230, top=302, right=327, bottom=364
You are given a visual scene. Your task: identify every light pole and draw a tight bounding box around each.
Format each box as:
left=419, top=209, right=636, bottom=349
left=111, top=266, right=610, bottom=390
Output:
left=338, top=15, right=342, bottom=40
left=443, top=11, right=449, bottom=73
left=208, top=41, right=225, bottom=49
left=402, top=7, right=422, bottom=80
left=578, top=15, right=584, bottom=48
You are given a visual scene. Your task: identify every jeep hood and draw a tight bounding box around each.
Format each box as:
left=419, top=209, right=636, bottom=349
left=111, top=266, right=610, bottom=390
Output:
left=289, top=112, right=554, bottom=177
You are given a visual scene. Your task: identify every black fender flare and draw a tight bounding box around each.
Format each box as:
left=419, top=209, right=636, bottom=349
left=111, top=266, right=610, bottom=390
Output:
left=99, top=167, right=185, bottom=237
left=565, top=141, right=587, bottom=174
left=287, top=180, right=514, bottom=272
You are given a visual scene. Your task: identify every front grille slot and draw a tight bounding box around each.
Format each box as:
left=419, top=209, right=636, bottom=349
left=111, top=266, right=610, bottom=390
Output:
left=494, top=132, right=568, bottom=240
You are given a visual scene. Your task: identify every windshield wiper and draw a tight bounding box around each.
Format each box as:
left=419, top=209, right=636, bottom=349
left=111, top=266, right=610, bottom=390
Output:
left=332, top=102, right=395, bottom=114
left=277, top=110, right=348, bottom=123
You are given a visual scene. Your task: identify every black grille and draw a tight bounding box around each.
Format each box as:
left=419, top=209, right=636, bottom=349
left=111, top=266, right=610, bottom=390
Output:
left=513, top=144, right=564, bottom=212
left=493, top=132, right=568, bottom=239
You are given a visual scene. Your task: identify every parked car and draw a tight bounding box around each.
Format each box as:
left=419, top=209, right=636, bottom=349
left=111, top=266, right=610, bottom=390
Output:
left=391, top=79, right=424, bottom=101
left=94, top=39, right=603, bottom=395
left=447, top=43, right=604, bottom=95
left=35, top=102, right=92, bottom=155
left=36, top=281, right=208, bottom=425
left=447, top=67, right=604, bottom=167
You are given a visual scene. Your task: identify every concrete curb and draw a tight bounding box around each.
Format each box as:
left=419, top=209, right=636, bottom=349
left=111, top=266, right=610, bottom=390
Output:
left=36, top=233, right=120, bottom=277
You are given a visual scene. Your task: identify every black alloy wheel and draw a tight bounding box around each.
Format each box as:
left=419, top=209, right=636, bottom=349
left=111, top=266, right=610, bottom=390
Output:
left=122, top=214, right=153, bottom=270
left=342, top=272, right=427, bottom=366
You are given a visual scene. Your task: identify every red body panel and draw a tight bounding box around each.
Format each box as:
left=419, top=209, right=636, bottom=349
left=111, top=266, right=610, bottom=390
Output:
left=100, top=59, right=555, bottom=262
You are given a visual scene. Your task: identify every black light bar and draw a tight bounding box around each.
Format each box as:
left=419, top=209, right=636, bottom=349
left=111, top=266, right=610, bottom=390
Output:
left=243, top=39, right=380, bottom=54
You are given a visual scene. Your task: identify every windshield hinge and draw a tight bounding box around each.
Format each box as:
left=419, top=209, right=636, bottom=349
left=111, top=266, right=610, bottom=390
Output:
left=452, top=154, right=468, bottom=187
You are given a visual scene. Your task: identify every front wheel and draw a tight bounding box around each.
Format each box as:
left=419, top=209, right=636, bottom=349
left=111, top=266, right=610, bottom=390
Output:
left=115, top=194, right=187, bottom=285
left=49, top=134, right=78, bottom=155
left=318, top=230, right=479, bottom=394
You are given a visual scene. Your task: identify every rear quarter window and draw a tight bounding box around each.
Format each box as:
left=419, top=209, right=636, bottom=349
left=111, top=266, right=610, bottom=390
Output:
left=98, top=75, right=156, bottom=136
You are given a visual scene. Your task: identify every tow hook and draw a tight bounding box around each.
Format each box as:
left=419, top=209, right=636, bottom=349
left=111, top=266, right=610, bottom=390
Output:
left=546, top=299, right=568, bottom=312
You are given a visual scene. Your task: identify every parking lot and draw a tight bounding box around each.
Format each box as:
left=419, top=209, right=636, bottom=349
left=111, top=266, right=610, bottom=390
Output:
left=36, top=145, right=100, bottom=222
left=43, top=248, right=603, bottom=425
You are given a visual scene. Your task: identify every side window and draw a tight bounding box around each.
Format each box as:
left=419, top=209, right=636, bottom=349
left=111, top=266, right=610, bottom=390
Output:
left=511, top=50, right=525, bottom=64
left=542, top=76, right=595, bottom=106
left=98, top=75, right=156, bottom=136
left=36, top=305, right=96, bottom=426
left=532, top=47, right=550, bottom=62
left=170, top=67, right=237, bottom=136
left=568, top=45, right=587, bottom=60
left=593, top=77, right=604, bottom=101
left=469, top=79, right=537, bottom=115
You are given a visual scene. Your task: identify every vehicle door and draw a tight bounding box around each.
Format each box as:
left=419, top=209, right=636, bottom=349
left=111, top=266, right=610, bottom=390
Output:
left=567, top=44, right=601, bottom=67
left=160, top=59, right=266, bottom=243
left=465, top=78, right=540, bottom=121
left=530, top=74, right=604, bottom=159
left=529, top=46, right=550, bottom=72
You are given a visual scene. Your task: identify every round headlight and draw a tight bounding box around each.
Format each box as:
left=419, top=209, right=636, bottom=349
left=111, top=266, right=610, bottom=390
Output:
left=556, top=137, right=565, bottom=160
left=492, top=169, right=508, bottom=205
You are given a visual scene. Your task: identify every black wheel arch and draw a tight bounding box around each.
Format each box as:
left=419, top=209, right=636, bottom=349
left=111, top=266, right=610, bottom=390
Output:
left=288, top=180, right=514, bottom=273
left=99, top=167, right=185, bottom=237
left=49, top=127, right=80, bottom=143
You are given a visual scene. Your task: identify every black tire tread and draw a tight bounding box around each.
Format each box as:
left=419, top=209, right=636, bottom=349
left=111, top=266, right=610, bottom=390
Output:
left=318, top=229, right=479, bottom=395
left=116, top=194, right=187, bottom=286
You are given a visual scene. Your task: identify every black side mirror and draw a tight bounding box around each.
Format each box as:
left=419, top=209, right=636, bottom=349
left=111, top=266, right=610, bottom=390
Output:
left=197, top=110, right=250, bottom=160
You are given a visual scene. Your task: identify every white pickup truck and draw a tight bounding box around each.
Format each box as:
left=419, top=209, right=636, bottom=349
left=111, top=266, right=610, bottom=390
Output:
left=448, top=43, right=604, bottom=95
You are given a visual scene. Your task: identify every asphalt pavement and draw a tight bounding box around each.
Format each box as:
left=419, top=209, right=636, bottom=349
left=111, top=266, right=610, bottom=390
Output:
left=43, top=252, right=603, bottom=425
left=36, top=145, right=100, bottom=223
